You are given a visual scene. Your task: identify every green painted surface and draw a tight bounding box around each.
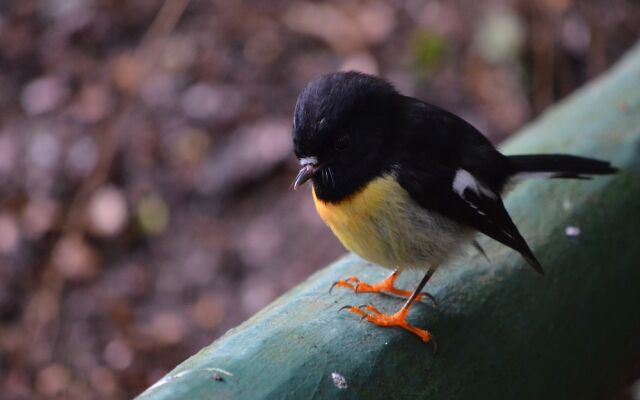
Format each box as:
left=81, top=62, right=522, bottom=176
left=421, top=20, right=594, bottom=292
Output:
left=138, top=43, right=640, bottom=400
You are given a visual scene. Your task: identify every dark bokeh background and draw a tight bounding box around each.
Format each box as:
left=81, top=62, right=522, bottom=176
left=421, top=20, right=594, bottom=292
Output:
left=0, top=0, right=638, bottom=398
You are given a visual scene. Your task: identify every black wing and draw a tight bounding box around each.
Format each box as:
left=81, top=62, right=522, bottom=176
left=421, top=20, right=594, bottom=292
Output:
left=396, top=99, right=543, bottom=274
left=398, top=166, right=543, bottom=274
left=448, top=186, right=543, bottom=274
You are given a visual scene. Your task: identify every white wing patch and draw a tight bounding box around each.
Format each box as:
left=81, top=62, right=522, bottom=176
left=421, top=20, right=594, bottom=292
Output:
left=452, top=169, right=497, bottom=199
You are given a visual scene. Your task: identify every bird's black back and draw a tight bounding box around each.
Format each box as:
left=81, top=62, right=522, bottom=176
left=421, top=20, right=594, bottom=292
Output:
left=394, top=97, right=512, bottom=193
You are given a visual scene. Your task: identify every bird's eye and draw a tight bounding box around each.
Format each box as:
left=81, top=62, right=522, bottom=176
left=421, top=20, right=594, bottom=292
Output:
left=334, top=135, right=350, bottom=152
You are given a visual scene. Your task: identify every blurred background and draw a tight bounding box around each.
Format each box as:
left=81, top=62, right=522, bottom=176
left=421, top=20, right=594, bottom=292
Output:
left=0, top=0, right=638, bottom=398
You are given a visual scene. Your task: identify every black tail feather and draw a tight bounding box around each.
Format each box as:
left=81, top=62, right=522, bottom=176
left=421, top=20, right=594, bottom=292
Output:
left=509, top=154, right=617, bottom=179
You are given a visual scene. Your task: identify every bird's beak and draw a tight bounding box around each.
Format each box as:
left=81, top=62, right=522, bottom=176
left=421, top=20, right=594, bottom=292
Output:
left=292, top=164, right=318, bottom=190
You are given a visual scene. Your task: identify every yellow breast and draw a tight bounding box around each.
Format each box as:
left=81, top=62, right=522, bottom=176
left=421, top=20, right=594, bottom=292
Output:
left=313, top=175, right=470, bottom=270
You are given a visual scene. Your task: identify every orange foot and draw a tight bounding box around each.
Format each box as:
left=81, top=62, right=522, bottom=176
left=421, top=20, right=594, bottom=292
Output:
left=341, top=303, right=437, bottom=350
left=330, top=269, right=436, bottom=305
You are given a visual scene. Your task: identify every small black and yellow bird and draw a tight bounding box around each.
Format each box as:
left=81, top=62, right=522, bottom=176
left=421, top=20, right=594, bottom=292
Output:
left=291, top=71, right=616, bottom=344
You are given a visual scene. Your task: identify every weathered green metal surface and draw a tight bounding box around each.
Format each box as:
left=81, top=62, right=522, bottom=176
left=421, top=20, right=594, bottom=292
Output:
left=138, top=43, right=640, bottom=400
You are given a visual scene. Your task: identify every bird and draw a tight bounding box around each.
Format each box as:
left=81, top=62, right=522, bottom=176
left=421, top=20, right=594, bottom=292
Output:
left=291, top=71, right=617, bottom=345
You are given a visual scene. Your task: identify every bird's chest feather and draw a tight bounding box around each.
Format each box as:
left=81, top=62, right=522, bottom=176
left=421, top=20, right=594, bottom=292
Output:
left=312, top=175, right=467, bottom=269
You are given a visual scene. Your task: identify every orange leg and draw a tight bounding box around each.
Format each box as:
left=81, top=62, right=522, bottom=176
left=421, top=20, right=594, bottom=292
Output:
left=342, top=304, right=434, bottom=344
left=339, top=268, right=438, bottom=350
left=330, top=269, right=436, bottom=305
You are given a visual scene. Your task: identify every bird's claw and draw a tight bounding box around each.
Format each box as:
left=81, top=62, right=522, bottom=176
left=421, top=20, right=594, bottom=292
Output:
left=338, top=304, right=352, bottom=313
left=420, top=292, right=438, bottom=307
left=330, top=273, right=437, bottom=307
left=339, top=303, right=434, bottom=345
left=338, top=303, right=369, bottom=314
left=330, top=277, right=360, bottom=294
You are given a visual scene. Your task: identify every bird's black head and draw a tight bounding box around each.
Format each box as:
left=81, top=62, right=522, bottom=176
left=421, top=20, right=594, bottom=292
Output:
left=291, top=71, right=400, bottom=202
